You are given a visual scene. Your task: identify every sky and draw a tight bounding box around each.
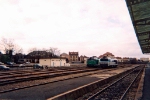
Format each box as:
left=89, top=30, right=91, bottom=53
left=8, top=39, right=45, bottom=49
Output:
left=0, top=0, right=149, bottom=58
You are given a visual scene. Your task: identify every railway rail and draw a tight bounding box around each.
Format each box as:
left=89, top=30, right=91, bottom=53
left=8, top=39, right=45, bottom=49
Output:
left=0, top=64, right=141, bottom=96
left=48, top=65, right=144, bottom=100
left=0, top=64, right=129, bottom=86
left=0, top=66, right=124, bottom=94
left=86, top=65, right=144, bottom=100
left=0, top=68, right=100, bottom=86
left=0, top=68, right=86, bottom=79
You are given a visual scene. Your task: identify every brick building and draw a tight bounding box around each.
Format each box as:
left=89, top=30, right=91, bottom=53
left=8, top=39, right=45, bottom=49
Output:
left=69, top=52, right=79, bottom=62
left=99, top=52, right=115, bottom=59
left=80, top=55, right=88, bottom=63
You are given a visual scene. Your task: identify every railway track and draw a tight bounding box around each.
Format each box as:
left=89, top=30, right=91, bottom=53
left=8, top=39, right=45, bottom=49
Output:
left=0, top=68, right=99, bottom=86
left=0, top=67, right=92, bottom=77
left=0, top=64, right=139, bottom=95
left=0, top=67, right=121, bottom=94
left=86, top=65, right=144, bottom=100
left=48, top=65, right=144, bottom=100
left=0, top=68, right=84, bottom=79
left=0, top=65, right=129, bottom=86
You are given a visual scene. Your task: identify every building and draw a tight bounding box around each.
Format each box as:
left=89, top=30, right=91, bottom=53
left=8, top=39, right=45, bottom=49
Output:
left=60, top=53, right=69, bottom=62
left=27, top=51, right=53, bottom=63
left=129, top=58, right=138, bottom=64
left=60, top=53, right=69, bottom=58
left=39, top=57, right=70, bottom=67
left=80, top=55, right=89, bottom=63
left=13, top=53, right=26, bottom=63
left=99, top=52, right=115, bottom=59
left=115, top=57, right=123, bottom=63
left=140, top=58, right=149, bottom=62
left=122, top=57, right=130, bottom=63
left=80, top=55, right=84, bottom=63
left=84, top=56, right=89, bottom=64
left=69, top=52, right=79, bottom=62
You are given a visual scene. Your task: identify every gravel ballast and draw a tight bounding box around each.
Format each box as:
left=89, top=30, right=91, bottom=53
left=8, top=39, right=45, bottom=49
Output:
left=0, top=75, right=100, bottom=100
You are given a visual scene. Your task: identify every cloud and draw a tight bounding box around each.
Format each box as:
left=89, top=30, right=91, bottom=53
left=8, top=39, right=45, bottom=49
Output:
left=0, top=0, right=149, bottom=58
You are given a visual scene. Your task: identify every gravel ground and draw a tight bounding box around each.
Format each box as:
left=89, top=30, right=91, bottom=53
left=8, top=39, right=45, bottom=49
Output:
left=0, top=75, right=101, bottom=100
left=141, top=67, right=150, bottom=100
left=0, top=69, right=101, bottom=92
left=0, top=66, right=135, bottom=100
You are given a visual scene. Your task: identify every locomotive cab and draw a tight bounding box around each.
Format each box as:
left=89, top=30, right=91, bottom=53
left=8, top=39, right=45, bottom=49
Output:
left=87, top=57, right=100, bottom=67
left=100, top=56, right=118, bottom=68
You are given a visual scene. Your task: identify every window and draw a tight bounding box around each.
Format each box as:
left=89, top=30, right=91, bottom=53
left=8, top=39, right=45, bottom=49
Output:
left=100, top=59, right=108, bottom=61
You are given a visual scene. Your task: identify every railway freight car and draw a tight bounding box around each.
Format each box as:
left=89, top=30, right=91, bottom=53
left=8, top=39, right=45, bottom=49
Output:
left=87, top=57, right=100, bottom=67
left=100, top=56, right=118, bottom=68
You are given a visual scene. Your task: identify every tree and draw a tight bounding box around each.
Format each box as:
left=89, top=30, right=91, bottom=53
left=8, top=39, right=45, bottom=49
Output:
left=47, top=47, right=60, bottom=57
left=0, top=38, right=14, bottom=54
left=0, top=38, right=23, bottom=54
left=13, top=44, right=23, bottom=54
left=28, top=47, right=38, bottom=54
left=1, top=55, right=11, bottom=63
left=0, top=38, right=23, bottom=62
left=27, top=47, right=60, bottom=57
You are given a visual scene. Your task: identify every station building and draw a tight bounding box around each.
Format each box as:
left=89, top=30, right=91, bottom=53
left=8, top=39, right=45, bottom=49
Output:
left=39, top=57, right=70, bottom=67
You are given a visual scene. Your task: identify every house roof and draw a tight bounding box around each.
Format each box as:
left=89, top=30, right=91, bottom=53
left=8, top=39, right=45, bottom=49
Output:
left=83, top=55, right=88, bottom=58
left=99, top=52, right=114, bottom=58
left=103, top=52, right=114, bottom=56
left=27, top=51, right=52, bottom=56
left=80, top=55, right=88, bottom=58
left=99, top=55, right=103, bottom=58
left=69, top=52, right=78, bottom=55
left=40, top=57, right=66, bottom=59
left=123, top=57, right=130, bottom=59
left=115, top=57, right=122, bottom=59
left=60, top=53, right=68, bottom=56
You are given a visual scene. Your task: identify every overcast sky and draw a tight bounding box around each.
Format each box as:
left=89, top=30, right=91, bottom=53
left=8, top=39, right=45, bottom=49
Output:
left=0, top=0, right=149, bottom=58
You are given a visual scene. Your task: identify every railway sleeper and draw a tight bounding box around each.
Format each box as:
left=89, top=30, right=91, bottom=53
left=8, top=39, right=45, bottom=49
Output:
left=49, top=65, right=143, bottom=100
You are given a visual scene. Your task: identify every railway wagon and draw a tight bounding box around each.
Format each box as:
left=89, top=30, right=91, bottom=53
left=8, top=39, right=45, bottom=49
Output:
left=100, top=56, right=118, bottom=68
left=87, top=57, right=99, bottom=67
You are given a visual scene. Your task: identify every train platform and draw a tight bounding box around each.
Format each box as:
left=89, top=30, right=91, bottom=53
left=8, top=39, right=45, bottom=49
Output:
left=141, top=66, right=150, bottom=100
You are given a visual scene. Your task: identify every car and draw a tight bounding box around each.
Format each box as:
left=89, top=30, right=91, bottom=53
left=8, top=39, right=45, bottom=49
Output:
left=19, top=64, right=25, bottom=68
left=6, top=62, right=13, bottom=66
left=0, top=65, right=10, bottom=71
left=0, top=62, right=4, bottom=65
left=33, top=64, right=43, bottom=69
left=25, top=62, right=30, bottom=64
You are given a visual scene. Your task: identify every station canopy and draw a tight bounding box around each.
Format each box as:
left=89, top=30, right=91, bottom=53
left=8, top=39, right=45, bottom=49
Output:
left=125, top=0, right=150, bottom=53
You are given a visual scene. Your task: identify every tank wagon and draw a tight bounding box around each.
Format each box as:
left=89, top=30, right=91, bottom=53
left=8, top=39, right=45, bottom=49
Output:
left=99, top=56, right=118, bottom=68
left=87, top=57, right=99, bottom=67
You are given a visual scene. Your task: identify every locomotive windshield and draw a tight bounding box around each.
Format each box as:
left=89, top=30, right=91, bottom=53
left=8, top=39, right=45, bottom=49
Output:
left=100, top=59, right=108, bottom=61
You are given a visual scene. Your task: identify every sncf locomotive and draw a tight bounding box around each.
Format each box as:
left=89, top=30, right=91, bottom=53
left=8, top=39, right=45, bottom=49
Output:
left=99, top=56, right=118, bottom=68
left=87, top=57, right=99, bottom=67
left=87, top=56, right=118, bottom=68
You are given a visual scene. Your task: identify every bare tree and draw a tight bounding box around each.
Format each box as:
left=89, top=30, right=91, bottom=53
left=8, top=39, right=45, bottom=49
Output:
left=13, top=44, right=23, bottom=54
left=28, top=47, right=38, bottom=54
left=27, top=47, right=60, bottom=57
left=0, top=38, right=14, bottom=54
left=48, top=47, right=60, bottom=57
left=0, top=37, right=23, bottom=54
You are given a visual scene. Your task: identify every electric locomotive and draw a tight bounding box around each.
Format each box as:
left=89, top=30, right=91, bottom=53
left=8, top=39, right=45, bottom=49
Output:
left=86, top=57, right=100, bottom=67
left=99, top=56, right=118, bottom=68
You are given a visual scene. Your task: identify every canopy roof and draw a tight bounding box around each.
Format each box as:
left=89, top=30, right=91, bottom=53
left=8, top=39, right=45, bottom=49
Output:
left=125, top=0, right=150, bottom=53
